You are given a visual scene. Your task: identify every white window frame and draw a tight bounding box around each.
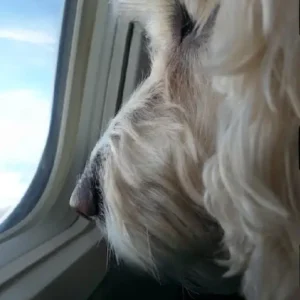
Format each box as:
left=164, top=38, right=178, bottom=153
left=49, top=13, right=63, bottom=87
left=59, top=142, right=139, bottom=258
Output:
left=0, top=0, right=146, bottom=298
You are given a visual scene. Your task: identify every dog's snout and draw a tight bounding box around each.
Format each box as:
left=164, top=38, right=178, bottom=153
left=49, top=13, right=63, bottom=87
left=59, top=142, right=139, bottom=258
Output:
left=70, top=144, right=108, bottom=220
left=70, top=176, right=98, bottom=220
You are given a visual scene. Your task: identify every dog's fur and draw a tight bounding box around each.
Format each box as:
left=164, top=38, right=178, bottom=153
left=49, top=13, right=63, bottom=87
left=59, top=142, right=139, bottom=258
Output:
left=70, top=1, right=300, bottom=299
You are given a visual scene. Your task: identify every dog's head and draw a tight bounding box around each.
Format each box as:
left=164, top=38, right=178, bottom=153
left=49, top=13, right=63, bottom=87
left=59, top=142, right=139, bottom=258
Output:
left=70, top=0, right=300, bottom=299
left=70, top=0, right=240, bottom=294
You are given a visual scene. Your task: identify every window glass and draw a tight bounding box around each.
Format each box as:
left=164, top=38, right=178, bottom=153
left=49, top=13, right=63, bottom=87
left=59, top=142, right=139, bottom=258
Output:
left=0, top=0, right=65, bottom=224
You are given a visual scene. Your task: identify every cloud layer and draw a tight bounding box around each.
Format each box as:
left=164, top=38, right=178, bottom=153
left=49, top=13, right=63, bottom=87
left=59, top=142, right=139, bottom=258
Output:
left=0, top=28, right=56, bottom=45
left=0, top=0, right=64, bottom=224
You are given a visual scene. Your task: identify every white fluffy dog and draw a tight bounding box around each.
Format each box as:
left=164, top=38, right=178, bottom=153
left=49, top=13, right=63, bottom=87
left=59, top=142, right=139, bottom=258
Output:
left=70, top=1, right=300, bottom=299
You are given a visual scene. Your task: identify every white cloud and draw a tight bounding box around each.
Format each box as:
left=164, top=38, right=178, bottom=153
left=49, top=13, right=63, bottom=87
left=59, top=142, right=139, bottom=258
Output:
left=0, top=28, right=56, bottom=45
left=0, top=171, right=28, bottom=206
left=0, top=89, right=52, bottom=210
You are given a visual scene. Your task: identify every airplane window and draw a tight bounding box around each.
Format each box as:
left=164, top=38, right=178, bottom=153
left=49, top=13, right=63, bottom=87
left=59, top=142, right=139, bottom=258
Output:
left=0, top=0, right=66, bottom=228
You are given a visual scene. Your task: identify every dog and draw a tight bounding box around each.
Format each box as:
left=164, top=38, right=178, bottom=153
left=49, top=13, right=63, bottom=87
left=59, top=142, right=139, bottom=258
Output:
left=70, top=1, right=300, bottom=299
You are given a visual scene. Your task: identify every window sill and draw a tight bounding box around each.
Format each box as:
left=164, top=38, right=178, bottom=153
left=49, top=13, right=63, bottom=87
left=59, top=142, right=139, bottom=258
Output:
left=0, top=219, right=107, bottom=300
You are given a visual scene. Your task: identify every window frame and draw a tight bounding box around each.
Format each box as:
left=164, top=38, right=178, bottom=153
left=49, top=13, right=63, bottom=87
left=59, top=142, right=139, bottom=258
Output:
left=0, top=0, right=147, bottom=298
left=0, top=0, right=100, bottom=262
left=0, top=0, right=97, bottom=244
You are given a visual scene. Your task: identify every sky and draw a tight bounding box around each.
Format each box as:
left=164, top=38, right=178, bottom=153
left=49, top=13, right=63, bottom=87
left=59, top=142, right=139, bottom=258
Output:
left=0, top=0, right=65, bottom=223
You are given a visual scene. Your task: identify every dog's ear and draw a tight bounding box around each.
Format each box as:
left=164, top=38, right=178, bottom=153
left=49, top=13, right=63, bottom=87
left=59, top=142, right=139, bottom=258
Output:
left=113, top=0, right=220, bottom=53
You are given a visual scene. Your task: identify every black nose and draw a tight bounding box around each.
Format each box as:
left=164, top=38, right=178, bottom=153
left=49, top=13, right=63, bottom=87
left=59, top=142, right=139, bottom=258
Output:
left=69, top=176, right=98, bottom=220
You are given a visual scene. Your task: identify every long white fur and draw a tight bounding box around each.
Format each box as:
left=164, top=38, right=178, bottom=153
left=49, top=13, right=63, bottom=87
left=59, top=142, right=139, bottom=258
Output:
left=202, top=0, right=300, bottom=299
left=73, top=1, right=300, bottom=299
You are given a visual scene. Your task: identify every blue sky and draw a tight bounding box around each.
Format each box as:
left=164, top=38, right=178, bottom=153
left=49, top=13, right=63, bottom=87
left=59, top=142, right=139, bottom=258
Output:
left=0, top=0, right=65, bottom=222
